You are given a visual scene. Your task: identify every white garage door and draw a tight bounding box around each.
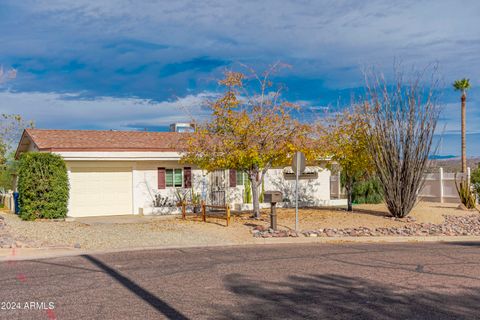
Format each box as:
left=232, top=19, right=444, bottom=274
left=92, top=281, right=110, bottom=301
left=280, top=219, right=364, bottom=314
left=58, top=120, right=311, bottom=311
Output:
left=69, top=167, right=133, bottom=217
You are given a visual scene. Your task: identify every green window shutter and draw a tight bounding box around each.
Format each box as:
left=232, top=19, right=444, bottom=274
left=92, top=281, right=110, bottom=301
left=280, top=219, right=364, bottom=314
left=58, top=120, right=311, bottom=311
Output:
left=166, top=169, right=173, bottom=187
left=174, top=169, right=183, bottom=187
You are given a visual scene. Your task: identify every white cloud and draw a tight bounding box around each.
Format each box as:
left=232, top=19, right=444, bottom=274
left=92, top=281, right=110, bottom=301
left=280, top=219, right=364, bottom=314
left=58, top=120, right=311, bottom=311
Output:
left=0, top=90, right=215, bottom=130
left=11, top=0, right=480, bottom=86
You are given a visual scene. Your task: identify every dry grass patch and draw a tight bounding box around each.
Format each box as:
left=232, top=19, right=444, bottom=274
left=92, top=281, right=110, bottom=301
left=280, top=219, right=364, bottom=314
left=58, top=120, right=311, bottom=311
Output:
left=234, top=201, right=475, bottom=231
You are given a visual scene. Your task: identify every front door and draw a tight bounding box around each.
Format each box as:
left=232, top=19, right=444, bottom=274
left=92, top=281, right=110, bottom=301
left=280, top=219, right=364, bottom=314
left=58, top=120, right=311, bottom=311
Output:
left=209, top=170, right=226, bottom=206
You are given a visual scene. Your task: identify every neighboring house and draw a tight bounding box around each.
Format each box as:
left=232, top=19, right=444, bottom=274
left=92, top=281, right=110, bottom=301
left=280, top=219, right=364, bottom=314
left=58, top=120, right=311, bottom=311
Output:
left=15, top=127, right=341, bottom=218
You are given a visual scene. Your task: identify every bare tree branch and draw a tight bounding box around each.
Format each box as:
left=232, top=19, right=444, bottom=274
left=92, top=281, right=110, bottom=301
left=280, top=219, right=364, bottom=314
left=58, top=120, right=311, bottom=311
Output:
left=362, top=65, right=441, bottom=218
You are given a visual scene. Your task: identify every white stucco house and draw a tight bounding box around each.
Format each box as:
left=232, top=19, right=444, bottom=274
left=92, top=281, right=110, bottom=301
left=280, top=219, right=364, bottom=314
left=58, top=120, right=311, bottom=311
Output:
left=15, top=128, right=342, bottom=218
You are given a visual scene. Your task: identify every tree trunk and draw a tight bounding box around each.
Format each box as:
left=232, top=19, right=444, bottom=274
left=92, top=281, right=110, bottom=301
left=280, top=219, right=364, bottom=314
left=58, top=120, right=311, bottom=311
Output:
left=461, top=92, right=467, bottom=173
left=347, top=191, right=353, bottom=211
left=250, top=174, right=261, bottom=218
left=345, top=179, right=353, bottom=212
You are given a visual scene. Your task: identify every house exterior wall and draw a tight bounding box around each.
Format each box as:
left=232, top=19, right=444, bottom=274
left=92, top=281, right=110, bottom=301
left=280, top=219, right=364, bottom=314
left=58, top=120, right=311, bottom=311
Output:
left=263, top=167, right=331, bottom=206
left=27, top=143, right=38, bottom=152
left=17, top=134, right=339, bottom=217
left=132, top=161, right=205, bottom=215
left=62, top=157, right=336, bottom=216
left=229, top=167, right=333, bottom=209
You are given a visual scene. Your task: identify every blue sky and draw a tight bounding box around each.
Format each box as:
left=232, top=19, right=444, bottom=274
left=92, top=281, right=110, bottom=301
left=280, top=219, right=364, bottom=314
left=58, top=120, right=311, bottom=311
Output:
left=0, top=0, right=479, bottom=156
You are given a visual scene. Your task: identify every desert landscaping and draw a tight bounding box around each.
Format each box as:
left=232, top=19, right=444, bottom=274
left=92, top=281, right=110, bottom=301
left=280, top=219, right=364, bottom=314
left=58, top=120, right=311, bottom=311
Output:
left=1, top=201, right=479, bottom=251
left=250, top=202, right=480, bottom=238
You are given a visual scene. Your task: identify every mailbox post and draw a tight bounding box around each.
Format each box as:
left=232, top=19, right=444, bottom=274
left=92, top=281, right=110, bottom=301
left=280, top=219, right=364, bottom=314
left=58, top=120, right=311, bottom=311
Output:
left=263, top=191, right=283, bottom=231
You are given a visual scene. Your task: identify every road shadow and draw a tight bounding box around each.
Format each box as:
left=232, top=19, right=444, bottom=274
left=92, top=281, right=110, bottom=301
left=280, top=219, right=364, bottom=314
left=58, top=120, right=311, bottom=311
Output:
left=446, top=241, right=480, bottom=247
left=221, top=273, right=480, bottom=319
left=83, top=255, right=189, bottom=320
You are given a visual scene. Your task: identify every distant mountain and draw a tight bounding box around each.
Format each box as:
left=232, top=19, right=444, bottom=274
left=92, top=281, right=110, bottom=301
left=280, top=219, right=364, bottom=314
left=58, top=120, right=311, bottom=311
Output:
left=429, top=154, right=457, bottom=160
left=429, top=157, right=480, bottom=172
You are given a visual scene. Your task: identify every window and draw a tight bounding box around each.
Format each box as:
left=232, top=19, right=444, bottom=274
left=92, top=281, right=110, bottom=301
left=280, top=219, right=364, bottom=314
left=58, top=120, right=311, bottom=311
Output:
left=236, top=171, right=248, bottom=186
left=166, top=169, right=183, bottom=187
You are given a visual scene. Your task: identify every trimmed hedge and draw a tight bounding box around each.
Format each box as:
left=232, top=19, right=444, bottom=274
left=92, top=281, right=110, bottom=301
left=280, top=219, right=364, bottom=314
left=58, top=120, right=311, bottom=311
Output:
left=17, top=153, right=69, bottom=220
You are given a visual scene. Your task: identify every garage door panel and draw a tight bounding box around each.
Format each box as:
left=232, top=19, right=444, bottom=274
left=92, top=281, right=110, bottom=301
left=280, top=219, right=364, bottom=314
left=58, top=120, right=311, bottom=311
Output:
left=70, top=167, right=132, bottom=217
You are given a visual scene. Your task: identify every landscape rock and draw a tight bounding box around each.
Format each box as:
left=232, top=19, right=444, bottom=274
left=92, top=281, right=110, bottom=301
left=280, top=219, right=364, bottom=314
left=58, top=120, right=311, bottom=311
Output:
left=253, top=225, right=267, bottom=232
left=251, top=214, right=480, bottom=239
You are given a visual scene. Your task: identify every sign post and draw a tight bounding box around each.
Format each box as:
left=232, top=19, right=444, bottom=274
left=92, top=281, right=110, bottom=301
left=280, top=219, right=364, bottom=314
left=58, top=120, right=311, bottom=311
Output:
left=292, top=151, right=306, bottom=231
left=295, top=164, right=299, bottom=231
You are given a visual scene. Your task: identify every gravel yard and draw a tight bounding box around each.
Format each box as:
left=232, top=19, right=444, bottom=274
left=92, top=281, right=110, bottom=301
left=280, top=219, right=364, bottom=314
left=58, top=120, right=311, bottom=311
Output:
left=252, top=202, right=480, bottom=238
left=0, top=201, right=478, bottom=249
left=259, top=201, right=476, bottom=230
left=0, top=212, right=256, bottom=249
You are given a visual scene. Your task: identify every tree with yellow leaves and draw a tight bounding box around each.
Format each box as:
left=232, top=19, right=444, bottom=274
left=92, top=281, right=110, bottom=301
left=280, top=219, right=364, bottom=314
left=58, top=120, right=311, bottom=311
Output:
left=182, top=67, right=309, bottom=218
left=316, top=106, right=375, bottom=211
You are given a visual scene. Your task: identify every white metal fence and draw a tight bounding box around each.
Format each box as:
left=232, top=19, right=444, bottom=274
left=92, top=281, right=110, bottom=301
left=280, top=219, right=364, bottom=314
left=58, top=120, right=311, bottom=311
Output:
left=330, top=167, right=471, bottom=203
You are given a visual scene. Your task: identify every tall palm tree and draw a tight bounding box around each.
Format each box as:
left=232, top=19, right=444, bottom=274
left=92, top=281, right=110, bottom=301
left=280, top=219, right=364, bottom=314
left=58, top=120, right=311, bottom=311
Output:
left=453, top=78, right=471, bottom=173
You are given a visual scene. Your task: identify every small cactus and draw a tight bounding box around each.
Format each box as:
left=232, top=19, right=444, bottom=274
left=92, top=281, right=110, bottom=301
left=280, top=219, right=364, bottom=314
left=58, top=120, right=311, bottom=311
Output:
left=455, top=173, right=476, bottom=209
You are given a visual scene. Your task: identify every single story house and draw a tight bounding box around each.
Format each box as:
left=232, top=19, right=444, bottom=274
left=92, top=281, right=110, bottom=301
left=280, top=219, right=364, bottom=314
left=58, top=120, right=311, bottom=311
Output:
left=15, top=128, right=343, bottom=217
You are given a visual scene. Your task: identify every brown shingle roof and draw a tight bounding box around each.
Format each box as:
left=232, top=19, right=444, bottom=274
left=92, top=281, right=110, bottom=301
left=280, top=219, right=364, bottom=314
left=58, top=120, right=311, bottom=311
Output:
left=22, top=129, right=186, bottom=152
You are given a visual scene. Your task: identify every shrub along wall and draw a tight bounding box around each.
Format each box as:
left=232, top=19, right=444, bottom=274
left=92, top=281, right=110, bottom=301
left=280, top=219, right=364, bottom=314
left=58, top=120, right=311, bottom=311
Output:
left=351, top=177, right=383, bottom=204
left=17, top=153, right=69, bottom=220
left=472, top=164, right=480, bottom=200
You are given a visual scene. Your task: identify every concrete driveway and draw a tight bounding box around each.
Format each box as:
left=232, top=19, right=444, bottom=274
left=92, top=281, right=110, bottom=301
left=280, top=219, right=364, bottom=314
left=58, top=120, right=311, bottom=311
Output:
left=73, top=214, right=172, bottom=225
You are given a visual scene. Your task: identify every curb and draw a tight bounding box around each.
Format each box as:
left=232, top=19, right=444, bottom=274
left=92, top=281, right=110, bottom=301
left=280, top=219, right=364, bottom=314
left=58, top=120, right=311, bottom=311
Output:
left=0, top=247, right=86, bottom=262
left=254, top=235, right=480, bottom=245
left=1, top=235, right=480, bottom=261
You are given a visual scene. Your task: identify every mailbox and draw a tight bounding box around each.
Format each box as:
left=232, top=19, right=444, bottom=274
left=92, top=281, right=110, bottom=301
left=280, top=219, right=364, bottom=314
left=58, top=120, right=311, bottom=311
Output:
left=263, top=191, right=283, bottom=203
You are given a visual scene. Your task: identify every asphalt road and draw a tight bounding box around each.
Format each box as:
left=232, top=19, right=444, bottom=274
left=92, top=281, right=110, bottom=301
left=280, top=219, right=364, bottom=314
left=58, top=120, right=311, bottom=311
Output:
left=1, top=242, right=480, bottom=320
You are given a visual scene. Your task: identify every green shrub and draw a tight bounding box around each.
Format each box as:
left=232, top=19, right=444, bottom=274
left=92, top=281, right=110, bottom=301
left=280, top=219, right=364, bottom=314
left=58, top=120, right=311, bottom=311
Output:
left=471, top=164, right=480, bottom=199
left=244, top=176, right=252, bottom=203
left=455, top=174, right=476, bottom=209
left=17, top=153, right=69, bottom=220
left=351, top=176, right=383, bottom=204
left=0, top=152, right=19, bottom=190
left=259, top=179, right=265, bottom=203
